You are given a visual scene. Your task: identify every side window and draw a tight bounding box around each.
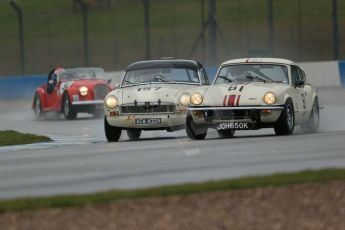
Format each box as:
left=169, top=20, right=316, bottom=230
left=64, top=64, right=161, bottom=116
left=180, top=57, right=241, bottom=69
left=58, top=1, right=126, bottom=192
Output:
left=291, top=65, right=300, bottom=86
left=298, top=68, right=306, bottom=83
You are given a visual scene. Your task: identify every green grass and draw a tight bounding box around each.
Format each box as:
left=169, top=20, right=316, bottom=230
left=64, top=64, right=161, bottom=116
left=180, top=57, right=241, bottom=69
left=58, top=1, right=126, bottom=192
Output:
left=0, top=130, right=51, bottom=147
left=0, top=168, right=344, bottom=214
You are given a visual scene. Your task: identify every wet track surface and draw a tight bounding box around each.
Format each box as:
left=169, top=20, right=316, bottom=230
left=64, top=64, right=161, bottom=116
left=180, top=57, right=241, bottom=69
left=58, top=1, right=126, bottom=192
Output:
left=1, top=100, right=345, bottom=199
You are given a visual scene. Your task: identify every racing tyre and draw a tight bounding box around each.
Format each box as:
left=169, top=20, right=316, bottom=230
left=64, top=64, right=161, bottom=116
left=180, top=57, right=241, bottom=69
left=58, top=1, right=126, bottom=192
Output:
left=33, top=93, right=44, bottom=119
left=217, top=129, right=235, bottom=138
left=104, top=116, right=122, bottom=142
left=186, top=114, right=207, bottom=140
left=301, top=98, right=319, bottom=134
left=274, top=98, right=295, bottom=135
left=127, top=129, right=142, bottom=140
left=63, top=93, right=77, bottom=120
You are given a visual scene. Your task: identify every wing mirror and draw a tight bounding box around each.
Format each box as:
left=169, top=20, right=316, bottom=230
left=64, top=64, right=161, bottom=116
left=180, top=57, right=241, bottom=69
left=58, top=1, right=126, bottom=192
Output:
left=295, top=79, right=305, bottom=87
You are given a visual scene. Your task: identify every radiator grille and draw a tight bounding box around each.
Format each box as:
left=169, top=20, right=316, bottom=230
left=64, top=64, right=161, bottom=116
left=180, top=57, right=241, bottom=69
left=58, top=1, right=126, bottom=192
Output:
left=121, top=103, right=175, bottom=114
left=93, top=84, right=109, bottom=100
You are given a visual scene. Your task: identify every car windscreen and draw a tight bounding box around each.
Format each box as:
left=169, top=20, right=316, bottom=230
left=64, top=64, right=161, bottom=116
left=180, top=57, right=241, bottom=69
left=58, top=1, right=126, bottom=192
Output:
left=59, top=68, right=105, bottom=81
left=121, top=67, right=200, bottom=87
left=214, top=64, right=289, bottom=85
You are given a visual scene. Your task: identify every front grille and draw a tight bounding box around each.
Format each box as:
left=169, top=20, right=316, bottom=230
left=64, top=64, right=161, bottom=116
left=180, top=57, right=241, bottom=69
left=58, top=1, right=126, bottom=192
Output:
left=93, top=84, right=109, bottom=100
left=121, top=103, right=175, bottom=114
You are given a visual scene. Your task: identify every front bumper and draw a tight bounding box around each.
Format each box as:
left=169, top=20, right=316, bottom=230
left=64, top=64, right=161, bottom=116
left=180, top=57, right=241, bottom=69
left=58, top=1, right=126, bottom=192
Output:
left=188, top=105, right=284, bottom=126
left=106, top=112, right=186, bottom=130
left=71, top=100, right=104, bottom=113
left=72, top=100, right=104, bottom=106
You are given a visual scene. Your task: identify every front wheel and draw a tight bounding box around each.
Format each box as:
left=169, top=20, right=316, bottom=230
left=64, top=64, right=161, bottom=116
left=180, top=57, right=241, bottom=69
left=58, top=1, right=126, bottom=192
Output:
left=33, top=93, right=44, bottom=119
left=301, top=98, right=319, bottom=134
left=104, top=116, right=122, bottom=142
left=63, top=93, right=77, bottom=120
left=127, top=129, right=142, bottom=140
left=217, top=129, right=235, bottom=138
left=274, top=98, right=295, bottom=135
left=186, top=115, right=207, bottom=140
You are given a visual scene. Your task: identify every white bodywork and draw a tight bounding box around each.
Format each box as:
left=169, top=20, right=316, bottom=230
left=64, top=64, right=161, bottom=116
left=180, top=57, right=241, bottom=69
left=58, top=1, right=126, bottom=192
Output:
left=104, top=60, right=208, bottom=130
left=105, top=84, right=194, bottom=129
left=187, top=58, right=318, bottom=128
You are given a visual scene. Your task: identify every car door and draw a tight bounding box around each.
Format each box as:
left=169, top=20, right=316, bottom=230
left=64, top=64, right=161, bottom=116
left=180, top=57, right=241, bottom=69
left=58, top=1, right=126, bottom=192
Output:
left=290, top=65, right=308, bottom=122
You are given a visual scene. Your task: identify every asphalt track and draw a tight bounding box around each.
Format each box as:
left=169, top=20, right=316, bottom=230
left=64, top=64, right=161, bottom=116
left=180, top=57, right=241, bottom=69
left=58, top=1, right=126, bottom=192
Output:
left=1, top=95, right=345, bottom=199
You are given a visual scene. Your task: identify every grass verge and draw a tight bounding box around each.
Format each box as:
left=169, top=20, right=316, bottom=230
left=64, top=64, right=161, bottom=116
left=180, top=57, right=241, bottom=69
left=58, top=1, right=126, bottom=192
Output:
left=0, top=168, right=344, bottom=214
left=0, top=130, right=51, bottom=147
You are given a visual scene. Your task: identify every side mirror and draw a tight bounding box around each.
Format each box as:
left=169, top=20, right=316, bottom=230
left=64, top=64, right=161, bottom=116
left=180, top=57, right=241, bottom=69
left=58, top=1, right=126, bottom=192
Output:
left=107, top=79, right=112, bottom=84
left=295, top=79, right=305, bottom=87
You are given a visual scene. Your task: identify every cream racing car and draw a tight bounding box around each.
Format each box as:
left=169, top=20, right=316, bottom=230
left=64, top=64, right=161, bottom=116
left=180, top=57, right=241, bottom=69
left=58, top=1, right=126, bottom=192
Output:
left=104, top=59, right=210, bottom=141
left=185, top=58, right=320, bottom=140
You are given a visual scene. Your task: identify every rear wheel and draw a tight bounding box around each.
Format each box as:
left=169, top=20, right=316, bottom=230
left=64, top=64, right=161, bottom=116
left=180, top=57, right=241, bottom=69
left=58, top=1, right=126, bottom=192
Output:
left=104, top=116, right=122, bottom=142
left=127, top=129, right=142, bottom=140
left=33, top=93, right=44, bottom=119
left=63, top=93, right=77, bottom=120
left=217, top=129, right=235, bottom=138
left=186, top=114, right=207, bottom=140
left=274, top=98, right=295, bottom=135
left=301, top=98, right=319, bottom=134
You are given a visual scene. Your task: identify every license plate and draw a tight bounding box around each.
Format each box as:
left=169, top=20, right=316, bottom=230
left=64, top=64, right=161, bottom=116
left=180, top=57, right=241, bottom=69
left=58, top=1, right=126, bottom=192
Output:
left=135, top=118, right=162, bottom=125
left=216, top=122, right=249, bottom=130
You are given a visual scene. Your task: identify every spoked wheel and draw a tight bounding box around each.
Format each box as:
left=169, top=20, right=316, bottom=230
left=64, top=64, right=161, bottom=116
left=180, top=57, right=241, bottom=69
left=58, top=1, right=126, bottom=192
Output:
left=186, top=114, right=207, bottom=140
left=33, top=93, right=44, bottom=119
left=104, top=116, right=122, bottom=142
left=127, top=129, right=142, bottom=140
left=301, top=98, right=319, bottom=134
left=274, top=98, right=295, bottom=135
left=63, top=93, right=77, bottom=120
left=217, top=129, right=235, bottom=138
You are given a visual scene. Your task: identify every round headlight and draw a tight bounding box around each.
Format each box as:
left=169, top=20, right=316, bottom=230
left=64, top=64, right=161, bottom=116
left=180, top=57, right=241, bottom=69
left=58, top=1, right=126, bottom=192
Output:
left=105, top=95, right=118, bottom=109
left=263, top=92, right=276, bottom=105
left=191, top=93, right=203, bottom=105
left=179, top=94, right=191, bottom=106
left=79, top=86, right=88, bottom=96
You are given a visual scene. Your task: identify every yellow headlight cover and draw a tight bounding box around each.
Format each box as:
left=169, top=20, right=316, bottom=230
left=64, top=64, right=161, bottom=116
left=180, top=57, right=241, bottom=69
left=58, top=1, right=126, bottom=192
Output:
left=191, top=93, right=203, bottom=105
left=105, top=95, right=118, bottom=109
left=263, top=92, right=276, bottom=105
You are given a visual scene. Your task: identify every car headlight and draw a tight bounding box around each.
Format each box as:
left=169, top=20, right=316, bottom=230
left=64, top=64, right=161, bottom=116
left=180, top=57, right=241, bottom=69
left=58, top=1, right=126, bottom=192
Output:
left=79, top=86, right=88, bottom=96
left=105, top=95, right=118, bottom=109
left=179, top=94, right=191, bottom=106
left=191, top=93, right=203, bottom=105
left=263, top=92, right=276, bottom=105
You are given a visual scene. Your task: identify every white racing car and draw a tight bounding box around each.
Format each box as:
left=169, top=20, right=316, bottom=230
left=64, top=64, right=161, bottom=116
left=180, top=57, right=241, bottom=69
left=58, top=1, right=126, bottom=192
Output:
left=104, top=59, right=210, bottom=141
left=185, top=58, right=320, bottom=140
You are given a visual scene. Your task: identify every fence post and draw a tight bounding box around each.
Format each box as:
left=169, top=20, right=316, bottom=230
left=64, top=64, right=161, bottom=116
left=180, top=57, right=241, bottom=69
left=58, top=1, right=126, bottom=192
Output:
left=75, top=0, right=89, bottom=66
left=10, top=1, right=25, bottom=75
left=267, top=0, right=274, bottom=56
left=332, top=0, right=339, bottom=60
left=143, top=0, right=151, bottom=59
left=208, top=0, right=217, bottom=66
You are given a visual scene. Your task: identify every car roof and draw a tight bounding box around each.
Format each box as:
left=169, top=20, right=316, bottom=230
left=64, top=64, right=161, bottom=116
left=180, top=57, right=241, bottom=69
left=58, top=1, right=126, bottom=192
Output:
left=126, top=59, right=203, bottom=71
left=220, top=58, right=295, bottom=66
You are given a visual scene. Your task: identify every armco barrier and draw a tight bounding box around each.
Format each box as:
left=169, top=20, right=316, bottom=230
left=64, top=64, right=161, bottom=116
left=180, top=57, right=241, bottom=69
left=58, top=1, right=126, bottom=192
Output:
left=338, top=61, right=345, bottom=86
left=0, top=75, right=45, bottom=100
